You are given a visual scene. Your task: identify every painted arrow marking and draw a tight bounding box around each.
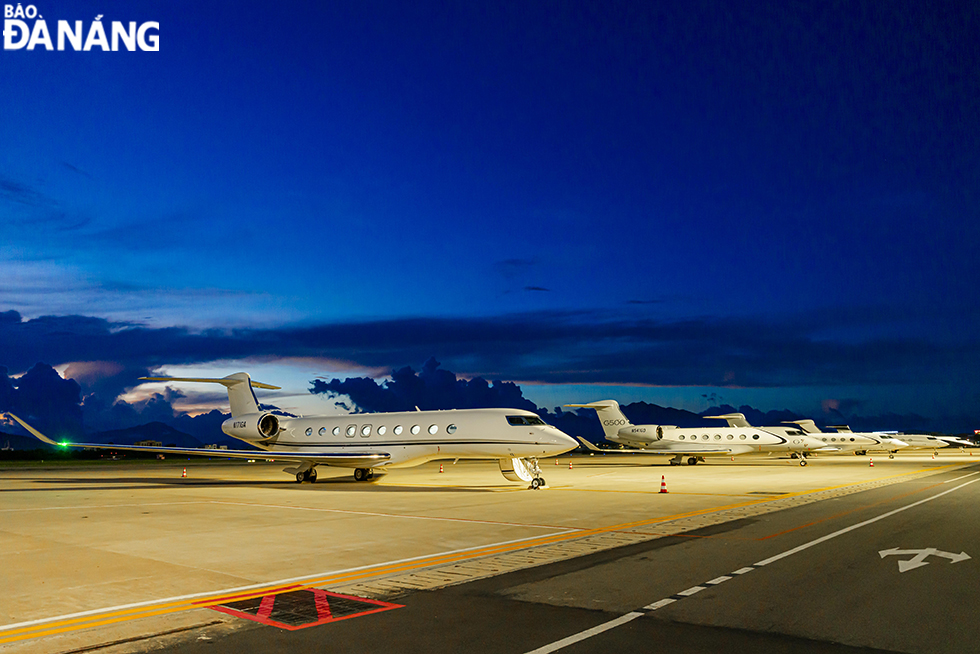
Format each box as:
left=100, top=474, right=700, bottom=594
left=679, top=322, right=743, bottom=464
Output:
left=878, top=547, right=971, bottom=572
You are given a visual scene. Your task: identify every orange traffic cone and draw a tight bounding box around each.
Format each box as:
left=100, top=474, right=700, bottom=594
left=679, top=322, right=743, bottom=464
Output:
left=869, top=458, right=874, bottom=467
left=568, top=460, right=573, bottom=469
left=731, top=456, right=734, bottom=461
left=555, top=458, right=559, bottom=465
left=181, top=467, right=187, bottom=477
left=659, top=475, right=668, bottom=493
left=931, top=453, right=935, bottom=459
left=439, top=464, right=443, bottom=473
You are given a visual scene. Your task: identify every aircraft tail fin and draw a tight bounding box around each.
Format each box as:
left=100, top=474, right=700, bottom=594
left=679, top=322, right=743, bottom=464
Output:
left=565, top=400, right=631, bottom=441
left=139, top=373, right=279, bottom=418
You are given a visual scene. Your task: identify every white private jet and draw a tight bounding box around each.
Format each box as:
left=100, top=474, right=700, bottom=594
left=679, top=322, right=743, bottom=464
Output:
left=787, top=420, right=910, bottom=458
left=5, top=372, right=577, bottom=489
left=856, top=428, right=949, bottom=453
left=566, top=401, right=830, bottom=466
left=704, top=414, right=893, bottom=460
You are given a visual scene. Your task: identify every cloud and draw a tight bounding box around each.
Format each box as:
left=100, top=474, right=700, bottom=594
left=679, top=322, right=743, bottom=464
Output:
left=0, top=175, right=54, bottom=207
left=310, top=357, right=538, bottom=413
left=1, top=308, right=978, bottom=393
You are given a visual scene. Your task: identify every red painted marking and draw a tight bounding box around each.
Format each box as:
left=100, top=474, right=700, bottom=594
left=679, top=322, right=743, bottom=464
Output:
left=313, top=589, right=333, bottom=620
left=256, top=595, right=276, bottom=619
left=210, top=588, right=403, bottom=631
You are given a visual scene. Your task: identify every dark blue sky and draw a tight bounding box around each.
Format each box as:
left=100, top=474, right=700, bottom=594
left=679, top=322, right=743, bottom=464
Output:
left=1, top=1, right=978, bottom=428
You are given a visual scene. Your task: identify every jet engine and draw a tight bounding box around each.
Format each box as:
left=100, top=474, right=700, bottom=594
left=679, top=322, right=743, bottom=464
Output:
left=221, top=413, right=281, bottom=442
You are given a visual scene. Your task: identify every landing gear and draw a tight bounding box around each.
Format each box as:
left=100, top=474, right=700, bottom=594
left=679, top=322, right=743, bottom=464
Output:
left=687, top=457, right=698, bottom=465
left=353, top=467, right=374, bottom=482
left=526, top=458, right=547, bottom=490
left=670, top=455, right=683, bottom=466
left=889, top=453, right=895, bottom=459
left=295, top=468, right=318, bottom=483
left=799, top=458, right=808, bottom=466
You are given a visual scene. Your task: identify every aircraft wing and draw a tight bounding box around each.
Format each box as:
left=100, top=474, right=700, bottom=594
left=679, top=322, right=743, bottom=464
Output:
left=4, top=413, right=390, bottom=468
left=577, top=437, right=731, bottom=455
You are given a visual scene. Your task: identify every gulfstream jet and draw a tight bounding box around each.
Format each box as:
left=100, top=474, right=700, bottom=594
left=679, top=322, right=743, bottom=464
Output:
left=567, top=400, right=829, bottom=466
left=6, top=373, right=577, bottom=489
left=787, top=420, right=910, bottom=458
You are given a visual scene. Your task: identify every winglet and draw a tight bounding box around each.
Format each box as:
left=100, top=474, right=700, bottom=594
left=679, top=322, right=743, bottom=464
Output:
left=3, top=413, right=59, bottom=445
left=576, top=436, right=603, bottom=452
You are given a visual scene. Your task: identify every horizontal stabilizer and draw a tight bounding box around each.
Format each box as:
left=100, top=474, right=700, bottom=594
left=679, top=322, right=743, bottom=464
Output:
left=139, top=376, right=280, bottom=390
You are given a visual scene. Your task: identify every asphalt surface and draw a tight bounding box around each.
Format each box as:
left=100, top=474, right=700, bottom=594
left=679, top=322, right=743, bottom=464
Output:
left=152, top=464, right=980, bottom=654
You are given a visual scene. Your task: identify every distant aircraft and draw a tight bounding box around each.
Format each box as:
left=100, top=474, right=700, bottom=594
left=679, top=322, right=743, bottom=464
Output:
left=705, top=415, right=904, bottom=459
left=5, top=372, right=577, bottom=489
left=785, top=420, right=909, bottom=458
left=566, top=401, right=830, bottom=466
left=846, top=427, right=949, bottom=453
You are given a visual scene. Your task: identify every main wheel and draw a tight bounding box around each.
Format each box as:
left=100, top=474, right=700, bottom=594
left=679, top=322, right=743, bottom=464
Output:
left=687, top=457, right=698, bottom=465
left=296, top=472, right=305, bottom=483
left=353, top=468, right=367, bottom=482
left=530, top=477, right=541, bottom=490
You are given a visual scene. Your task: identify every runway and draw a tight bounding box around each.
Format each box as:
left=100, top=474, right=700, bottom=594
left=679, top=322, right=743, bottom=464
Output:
left=0, top=451, right=975, bottom=653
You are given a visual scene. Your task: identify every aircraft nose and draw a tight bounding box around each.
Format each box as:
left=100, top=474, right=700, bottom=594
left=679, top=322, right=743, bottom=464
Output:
left=549, top=428, right=579, bottom=455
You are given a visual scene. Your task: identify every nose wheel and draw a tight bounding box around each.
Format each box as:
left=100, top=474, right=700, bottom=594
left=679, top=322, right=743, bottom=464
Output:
left=527, top=458, right=547, bottom=490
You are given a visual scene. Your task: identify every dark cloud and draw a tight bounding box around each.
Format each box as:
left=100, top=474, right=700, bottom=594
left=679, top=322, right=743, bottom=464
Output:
left=2, top=308, right=978, bottom=393
left=61, top=162, right=93, bottom=178
left=0, top=175, right=52, bottom=207
left=0, top=363, right=83, bottom=437
left=310, top=357, right=537, bottom=413
left=524, top=286, right=550, bottom=292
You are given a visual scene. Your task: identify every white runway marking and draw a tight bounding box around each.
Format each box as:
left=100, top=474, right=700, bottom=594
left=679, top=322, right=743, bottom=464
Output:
left=1, top=528, right=577, bottom=636
left=943, top=471, right=979, bottom=484
left=523, top=477, right=980, bottom=654
left=523, top=612, right=645, bottom=654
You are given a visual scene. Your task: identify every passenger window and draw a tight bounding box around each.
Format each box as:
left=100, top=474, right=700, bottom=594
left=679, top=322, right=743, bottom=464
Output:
left=752, top=434, right=759, bottom=440
left=319, top=427, right=326, bottom=436
left=346, top=424, right=356, bottom=437
left=727, top=434, right=733, bottom=440
left=333, top=426, right=341, bottom=436
left=447, top=424, right=457, bottom=434
left=739, top=434, right=746, bottom=440
left=702, top=435, right=709, bottom=440
left=428, top=424, right=438, bottom=435
left=394, top=425, right=403, bottom=435
left=361, top=425, right=372, bottom=437
left=378, top=425, right=387, bottom=436
left=411, top=425, right=421, bottom=435
left=714, top=434, right=721, bottom=440
left=679, top=435, right=685, bottom=440
left=305, top=427, right=313, bottom=437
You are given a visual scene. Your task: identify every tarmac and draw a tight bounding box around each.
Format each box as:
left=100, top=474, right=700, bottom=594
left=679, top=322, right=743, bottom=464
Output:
left=0, top=450, right=975, bottom=653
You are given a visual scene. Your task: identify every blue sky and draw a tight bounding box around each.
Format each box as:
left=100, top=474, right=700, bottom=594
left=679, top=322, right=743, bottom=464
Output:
left=1, top=1, right=979, bottom=429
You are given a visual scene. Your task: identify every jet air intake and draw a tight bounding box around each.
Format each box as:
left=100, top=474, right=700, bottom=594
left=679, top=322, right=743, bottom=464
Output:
left=222, top=412, right=280, bottom=442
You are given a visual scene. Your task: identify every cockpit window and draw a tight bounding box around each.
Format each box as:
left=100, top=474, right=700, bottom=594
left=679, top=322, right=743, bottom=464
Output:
left=506, top=415, right=547, bottom=426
